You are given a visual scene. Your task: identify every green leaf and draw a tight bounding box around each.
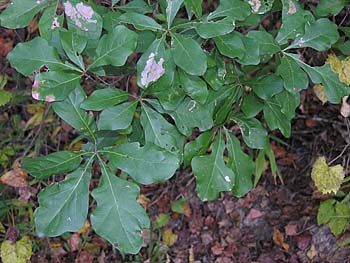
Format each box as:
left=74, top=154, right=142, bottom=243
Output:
left=0, top=0, right=50, bottom=29
left=91, top=162, right=149, bottom=254
left=22, top=151, right=82, bottom=180
left=63, top=0, right=103, bottom=39
left=119, top=12, right=163, bottom=31
left=192, top=132, right=235, bottom=201
left=236, top=35, right=260, bottom=65
left=263, top=98, right=291, bottom=137
left=0, top=90, right=12, bottom=106
left=118, top=0, right=152, bottom=14
left=225, top=129, right=254, bottom=197
left=233, top=114, right=268, bottom=149
left=169, top=97, right=213, bottom=136
left=241, top=93, right=263, bottom=118
left=275, top=90, right=300, bottom=120
left=137, top=37, right=166, bottom=88
left=80, top=87, right=129, bottom=111
left=276, top=1, right=314, bottom=45
left=329, top=202, right=350, bottom=236
left=140, top=103, right=184, bottom=153
left=287, top=19, right=339, bottom=51
left=60, top=31, right=87, bottom=70
left=184, top=0, right=202, bottom=18
left=183, top=130, right=214, bottom=167
left=98, top=101, right=138, bottom=131
left=317, top=199, right=335, bottom=225
left=277, top=56, right=309, bottom=93
left=103, top=142, right=180, bottom=184
left=166, top=0, right=184, bottom=28
left=286, top=53, right=349, bottom=103
left=249, top=74, right=284, bottom=100
left=195, top=17, right=235, bottom=39
left=171, top=197, right=190, bottom=214
left=39, top=5, right=64, bottom=42
left=214, top=32, right=245, bottom=60
left=88, top=25, right=137, bottom=69
left=52, top=87, right=97, bottom=139
left=33, top=71, right=81, bottom=102
left=178, top=70, right=208, bottom=104
left=171, top=33, right=207, bottom=76
left=207, top=0, right=251, bottom=21
left=315, top=0, right=346, bottom=17
left=7, top=37, right=79, bottom=76
left=35, top=159, right=93, bottom=236
left=247, top=30, right=280, bottom=57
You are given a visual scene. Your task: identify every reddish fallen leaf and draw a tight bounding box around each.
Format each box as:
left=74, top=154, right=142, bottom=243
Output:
left=0, top=168, right=28, bottom=188
left=247, top=208, right=264, bottom=220
left=211, top=242, right=224, bottom=255
left=204, top=216, right=215, bottom=227
left=0, top=37, right=13, bottom=56
left=295, top=234, right=311, bottom=250
left=4, top=226, right=20, bottom=243
left=75, top=251, right=94, bottom=263
left=271, top=145, right=287, bottom=159
left=285, top=224, right=298, bottom=236
left=18, top=186, right=37, bottom=203
left=68, top=233, right=80, bottom=252
left=273, top=228, right=289, bottom=251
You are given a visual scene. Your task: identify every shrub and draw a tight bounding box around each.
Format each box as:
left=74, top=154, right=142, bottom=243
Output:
left=1, top=0, right=349, bottom=254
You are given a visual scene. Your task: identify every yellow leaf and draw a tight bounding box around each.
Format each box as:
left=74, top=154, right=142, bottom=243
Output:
left=0, top=236, right=32, bottom=263
left=313, top=84, right=328, bottom=104
left=77, top=220, right=90, bottom=235
left=0, top=168, right=28, bottom=188
left=326, top=54, right=350, bottom=85
left=162, top=228, right=178, bottom=247
left=311, top=157, right=344, bottom=194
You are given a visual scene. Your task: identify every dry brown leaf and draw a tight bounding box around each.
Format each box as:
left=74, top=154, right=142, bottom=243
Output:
left=162, top=228, right=178, bottom=247
left=68, top=233, right=80, bottom=252
left=313, top=84, right=328, bottom=104
left=0, top=168, right=28, bottom=188
left=137, top=194, right=150, bottom=209
left=273, top=228, right=289, bottom=251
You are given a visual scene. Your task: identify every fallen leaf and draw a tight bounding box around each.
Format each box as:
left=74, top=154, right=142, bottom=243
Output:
left=211, top=242, right=224, bottom=255
left=189, top=246, right=195, bottom=263
left=0, top=236, right=32, bottom=263
left=313, top=84, right=328, bottom=104
left=137, top=194, right=150, bottom=209
left=0, top=37, right=13, bottom=56
left=0, top=168, right=28, bottom=188
left=162, top=228, right=178, bottom=247
left=285, top=224, right=298, bottom=236
left=247, top=208, right=264, bottom=220
left=306, top=244, right=318, bottom=259
left=68, top=233, right=80, bottom=252
left=273, top=228, right=289, bottom=251
left=75, top=250, right=94, bottom=263
left=311, top=156, right=344, bottom=194
left=171, top=197, right=192, bottom=217
left=341, top=96, right=350, bottom=118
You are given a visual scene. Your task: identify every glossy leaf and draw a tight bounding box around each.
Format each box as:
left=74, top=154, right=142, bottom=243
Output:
left=315, top=0, right=346, bottom=17
left=178, top=70, right=208, bottom=104
left=183, top=130, right=214, bottom=167
left=171, top=33, right=207, bottom=76
left=247, top=30, right=280, bottom=57
left=22, top=151, right=82, bottom=180
left=39, top=5, right=64, bottom=42
left=207, top=0, right=251, bottom=21
left=81, top=88, right=129, bottom=111
left=89, top=25, right=137, bottom=69
left=140, top=103, right=184, bottom=153
left=287, top=18, right=339, bottom=51
left=195, top=17, right=235, bottom=39
left=91, top=162, right=149, bottom=254
left=119, top=12, right=163, bottom=31
left=184, top=0, right=202, bottom=18
left=32, top=71, right=81, bottom=102
left=98, top=101, right=138, bottom=130
left=118, top=0, right=152, bottom=14
left=60, top=31, right=87, bottom=70
left=245, top=0, right=274, bottom=14
left=166, top=0, right=184, bottom=28
left=35, top=160, right=93, bottom=236
left=249, top=74, right=284, bottom=100
left=225, top=129, right=254, bottom=197
left=276, top=56, right=309, bottom=93
left=52, top=87, right=97, bottom=139
left=263, top=98, right=291, bottom=137
left=0, top=0, right=50, bottom=29
left=103, top=142, right=180, bottom=184
left=192, top=132, right=235, bottom=201
left=7, top=37, right=78, bottom=76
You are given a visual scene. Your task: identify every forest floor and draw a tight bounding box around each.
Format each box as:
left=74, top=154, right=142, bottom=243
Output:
left=1, top=2, right=350, bottom=263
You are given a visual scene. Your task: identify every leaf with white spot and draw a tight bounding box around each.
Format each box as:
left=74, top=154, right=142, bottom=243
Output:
left=192, top=132, right=235, bottom=201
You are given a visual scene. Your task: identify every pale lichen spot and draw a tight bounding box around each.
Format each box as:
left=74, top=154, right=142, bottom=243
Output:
left=287, top=1, right=297, bottom=14
left=141, top=52, right=165, bottom=87
left=51, top=17, right=60, bottom=30
left=36, top=0, right=41, bottom=4
left=248, top=0, right=261, bottom=14
left=64, top=1, right=97, bottom=31
left=224, top=176, right=231, bottom=183
left=188, top=100, right=197, bottom=112
left=32, top=91, right=39, bottom=100
left=45, top=95, right=56, bottom=102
